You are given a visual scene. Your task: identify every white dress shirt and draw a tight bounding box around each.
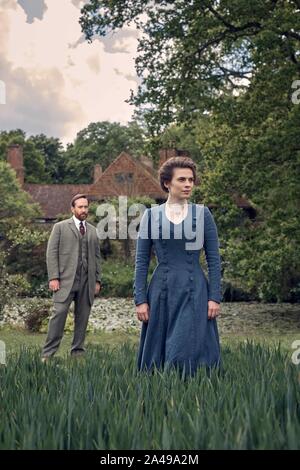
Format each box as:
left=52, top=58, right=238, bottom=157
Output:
left=72, top=215, right=86, bottom=232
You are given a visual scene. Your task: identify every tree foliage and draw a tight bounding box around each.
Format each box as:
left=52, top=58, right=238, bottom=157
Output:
left=80, top=0, right=300, bottom=301
left=80, top=0, right=300, bottom=132
left=0, top=161, right=41, bottom=234
left=28, top=134, right=66, bottom=183
left=0, top=130, right=47, bottom=183
left=0, top=121, right=148, bottom=185
left=63, top=121, right=147, bottom=183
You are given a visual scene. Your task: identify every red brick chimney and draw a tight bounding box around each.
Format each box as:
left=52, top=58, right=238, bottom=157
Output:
left=158, top=147, right=190, bottom=168
left=140, top=155, right=154, bottom=169
left=7, top=144, right=25, bottom=187
left=93, top=163, right=103, bottom=183
left=158, top=148, right=177, bottom=168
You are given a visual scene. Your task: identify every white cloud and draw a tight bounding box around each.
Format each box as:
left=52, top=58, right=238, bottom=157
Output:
left=86, top=53, right=101, bottom=74
left=97, top=30, right=140, bottom=54
left=0, top=0, right=140, bottom=145
left=0, top=0, right=17, bottom=9
left=70, top=0, right=88, bottom=8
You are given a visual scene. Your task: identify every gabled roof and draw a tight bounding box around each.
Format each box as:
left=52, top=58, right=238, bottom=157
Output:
left=24, top=152, right=165, bottom=219
left=89, top=151, right=165, bottom=199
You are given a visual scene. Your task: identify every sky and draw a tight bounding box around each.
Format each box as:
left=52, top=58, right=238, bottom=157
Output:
left=0, top=0, right=140, bottom=146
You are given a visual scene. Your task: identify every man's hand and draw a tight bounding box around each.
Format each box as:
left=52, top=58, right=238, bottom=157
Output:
left=208, top=300, right=221, bottom=320
left=136, top=303, right=149, bottom=322
left=95, top=282, right=101, bottom=296
left=49, top=279, right=60, bottom=292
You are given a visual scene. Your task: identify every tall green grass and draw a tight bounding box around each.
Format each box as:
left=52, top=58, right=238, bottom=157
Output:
left=0, top=341, right=299, bottom=449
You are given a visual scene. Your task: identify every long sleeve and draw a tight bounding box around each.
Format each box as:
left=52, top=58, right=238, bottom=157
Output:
left=95, top=233, right=102, bottom=283
left=133, top=209, right=152, bottom=306
left=203, top=206, right=222, bottom=303
left=46, top=223, right=60, bottom=281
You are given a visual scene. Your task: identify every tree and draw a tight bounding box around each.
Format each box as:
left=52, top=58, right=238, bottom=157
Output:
left=64, top=121, right=147, bottom=183
left=0, top=161, right=41, bottom=235
left=192, top=81, right=300, bottom=301
left=0, top=130, right=47, bottom=183
left=80, top=0, right=300, bottom=132
left=28, top=134, right=66, bottom=183
left=0, top=161, right=46, bottom=309
left=80, top=0, right=300, bottom=301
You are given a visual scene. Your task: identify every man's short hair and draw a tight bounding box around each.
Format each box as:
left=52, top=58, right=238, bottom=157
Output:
left=70, top=194, right=89, bottom=207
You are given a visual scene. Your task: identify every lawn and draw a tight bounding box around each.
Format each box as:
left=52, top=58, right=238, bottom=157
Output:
left=0, top=325, right=299, bottom=355
left=0, top=327, right=299, bottom=450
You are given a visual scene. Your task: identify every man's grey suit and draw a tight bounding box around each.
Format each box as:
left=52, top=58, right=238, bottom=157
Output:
left=42, top=217, right=101, bottom=357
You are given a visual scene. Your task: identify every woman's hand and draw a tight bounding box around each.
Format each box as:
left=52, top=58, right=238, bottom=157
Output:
left=136, top=303, right=150, bottom=322
left=208, top=300, right=221, bottom=320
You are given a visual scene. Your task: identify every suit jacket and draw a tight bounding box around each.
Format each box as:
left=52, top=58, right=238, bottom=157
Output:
left=46, top=217, right=101, bottom=304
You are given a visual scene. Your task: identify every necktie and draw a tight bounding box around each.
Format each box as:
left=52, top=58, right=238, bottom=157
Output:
left=79, top=221, right=85, bottom=236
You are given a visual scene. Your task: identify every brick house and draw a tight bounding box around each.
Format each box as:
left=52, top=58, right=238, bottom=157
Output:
left=6, top=144, right=254, bottom=222
left=6, top=145, right=182, bottom=221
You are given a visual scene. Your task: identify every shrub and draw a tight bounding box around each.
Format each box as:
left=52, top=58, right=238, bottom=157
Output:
left=100, top=258, right=156, bottom=298
left=1, top=298, right=52, bottom=332
left=24, top=304, right=51, bottom=332
left=0, top=251, right=32, bottom=318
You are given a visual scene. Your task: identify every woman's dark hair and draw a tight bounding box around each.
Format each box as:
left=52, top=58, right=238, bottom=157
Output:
left=158, top=157, right=198, bottom=193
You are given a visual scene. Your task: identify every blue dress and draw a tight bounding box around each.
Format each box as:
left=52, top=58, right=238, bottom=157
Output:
left=133, top=203, right=222, bottom=375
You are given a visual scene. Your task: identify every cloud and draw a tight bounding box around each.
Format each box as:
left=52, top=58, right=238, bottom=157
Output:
left=0, top=7, right=83, bottom=138
left=86, top=53, right=101, bottom=74
left=0, top=1, right=140, bottom=145
left=68, top=34, right=86, bottom=49
left=0, top=56, right=84, bottom=138
left=70, top=29, right=140, bottom=55
left=114, top=68, right=140, bottom=86
left=17, top=0, right=47, bottom=24
left=96, top=30, right=140, bottom=54
left=71, top=0, right=88, bottom=9
left=0, top=0, right=17, bottom=9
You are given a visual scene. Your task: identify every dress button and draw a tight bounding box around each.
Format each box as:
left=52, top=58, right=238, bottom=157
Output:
left=189, top=276, right=194, bottom=281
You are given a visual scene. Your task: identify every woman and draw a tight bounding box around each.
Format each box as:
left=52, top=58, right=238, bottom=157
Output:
left=133, top=157, right=222, bottom=376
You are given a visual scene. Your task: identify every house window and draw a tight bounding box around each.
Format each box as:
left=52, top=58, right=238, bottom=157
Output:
left=115, top=172, right=133, bottom=184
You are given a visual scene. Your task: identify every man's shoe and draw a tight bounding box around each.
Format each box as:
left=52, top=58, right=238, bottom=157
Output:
left=71, top=351, right=85, bottom=359
left=41, top=356, right=51, bottom=363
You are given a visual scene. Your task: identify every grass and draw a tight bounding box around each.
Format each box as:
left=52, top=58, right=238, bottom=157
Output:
left=0, top=342, right=299, bottom=450
left=0, top=327, right=300, bottom=450
left=0, top=325, right=299, bottom=356
left=0, top=325, right=138, bottom=356
left=221, top=332, right=300, bottom=352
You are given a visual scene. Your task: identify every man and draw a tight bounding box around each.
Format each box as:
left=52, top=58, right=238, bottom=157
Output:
left=41, top=194, right=101, bottom=360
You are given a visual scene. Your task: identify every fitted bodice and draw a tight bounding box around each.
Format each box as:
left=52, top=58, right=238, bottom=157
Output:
left=153, top=203, right=201, bottom=264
